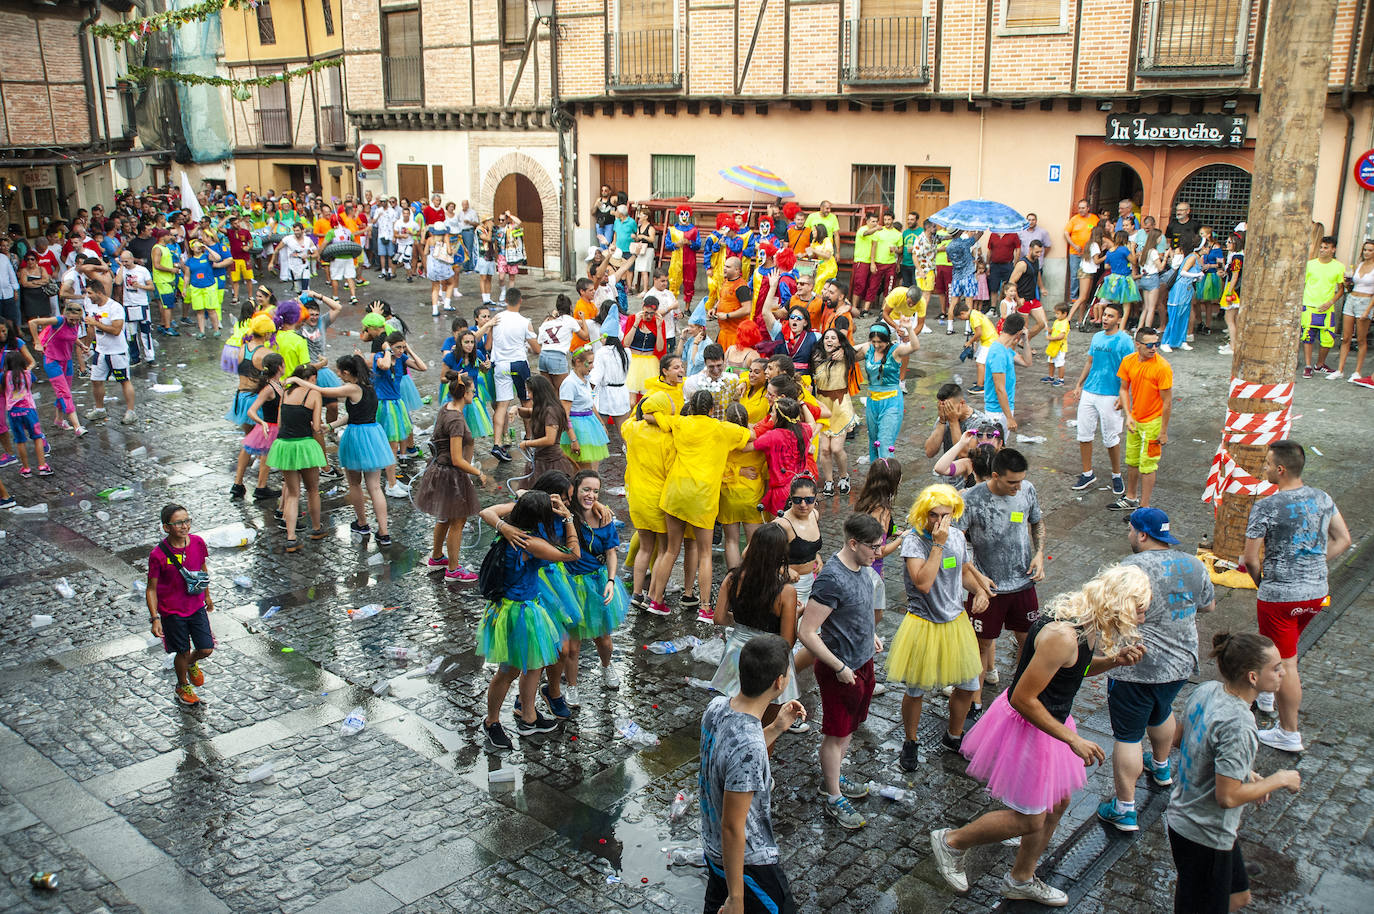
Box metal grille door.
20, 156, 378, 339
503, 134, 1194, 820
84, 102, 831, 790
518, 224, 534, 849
1173, 164, 1250, 235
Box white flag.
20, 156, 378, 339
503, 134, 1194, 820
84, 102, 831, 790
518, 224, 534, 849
180, 171, 204, 223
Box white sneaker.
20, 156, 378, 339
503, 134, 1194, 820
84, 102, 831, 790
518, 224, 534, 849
1001, 874, 1068, 907
87, 407, 107, 420
1326, 371, 1344, 380
1180, 342, 1194, 351
564, 686, 581, 707
385, 482, 410, 498
1218, 345, 1233, 355
984, 668, 1000, 685
121, 409, 137, 425
432, 305, 440, 317
929, 829, 968, 893
1255, 691, 1275, 713
1159, 344, 1172, 353
601, 664, 621, 690
1257, 726, 1303, 753
872, 681, 887, 695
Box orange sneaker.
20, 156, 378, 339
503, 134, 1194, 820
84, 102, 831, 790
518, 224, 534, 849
188, 662, 205, 687
176, 684, 201, 706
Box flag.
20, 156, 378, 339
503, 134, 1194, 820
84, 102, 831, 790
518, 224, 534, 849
180, 171, 204, 223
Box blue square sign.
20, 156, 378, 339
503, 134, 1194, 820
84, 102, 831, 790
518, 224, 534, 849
1048, 165, 1062, 183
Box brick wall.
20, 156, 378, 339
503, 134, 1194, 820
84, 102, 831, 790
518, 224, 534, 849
0, 7, 91, 148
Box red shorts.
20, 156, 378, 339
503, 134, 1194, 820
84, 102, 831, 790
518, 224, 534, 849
1257, 596, 1327, 659
934, 264, 953, 297
815, 657, 875, 737
966, 586, 1040, 639
1017, 299, 1042, 314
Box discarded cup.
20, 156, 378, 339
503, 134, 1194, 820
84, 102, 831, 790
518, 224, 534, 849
685, 677, 716, 690
96, 510, 111, 522
54, 578, 75, 599
367, 553, 385, 566
161, 653, 175, 670
489, 767, 516, 784
78, 500, 92, 512
340, 708, 366, 736
246, 763, 274, 783
669, 790, 693, 822
31, 614, 54, 629
690, 637, 726, 665
129, 446, 147, 457
371, 679, 391, 697
233, 575, 253, 589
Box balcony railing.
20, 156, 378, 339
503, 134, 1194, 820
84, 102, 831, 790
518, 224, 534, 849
1137, 0, 1249, 76
321, 104, 346, 146
606, 28, 683, 91
258, 108, 291, 146
841, 16, 931, 85
384, 55, 423, 106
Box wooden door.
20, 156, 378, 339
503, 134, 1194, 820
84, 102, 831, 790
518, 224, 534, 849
905, 167, 950, 223
494, 173, 545, 268
598, 155, 628, 199
397, 164, 428, 204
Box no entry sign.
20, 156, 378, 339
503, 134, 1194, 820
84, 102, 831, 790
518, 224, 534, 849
357, 143, 383, 171
1355, 150, 1374, 193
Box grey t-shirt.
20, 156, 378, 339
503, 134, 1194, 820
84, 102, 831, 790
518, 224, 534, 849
1245, 486, 1337, 602
1168, 680, 1257, 851
954, 481, 1041, 594
809, 554, 881, 670
901, 528, 970, 624
698, 696, 776, 867
1113, 549, 1213, 684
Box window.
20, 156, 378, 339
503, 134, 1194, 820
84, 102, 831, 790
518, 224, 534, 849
321, 64, 345, 145
256, 0, 276, 45
1000, 0, 1068, 34
851, 165, 896, 214
1173, 164, 1251, 236
651, 155, 694, 198
611, 0, 680, 89
501, 0, 528, 47
383, 10, 423, 106
322, 0, 334, 36
257, 67, 291, 146
843, 0, 930, 84
1139, 0, 1249, 74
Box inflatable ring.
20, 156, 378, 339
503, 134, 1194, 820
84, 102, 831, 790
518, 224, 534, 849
259, 232, 285, 246
319, 240, 364, 263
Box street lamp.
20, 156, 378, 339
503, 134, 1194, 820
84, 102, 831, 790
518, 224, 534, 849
532, 0, 555, 19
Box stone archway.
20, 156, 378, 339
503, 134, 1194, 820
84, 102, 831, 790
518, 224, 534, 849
479, 152, 560, 275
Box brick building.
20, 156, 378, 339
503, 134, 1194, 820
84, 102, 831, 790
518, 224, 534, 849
0, 0, 140, 231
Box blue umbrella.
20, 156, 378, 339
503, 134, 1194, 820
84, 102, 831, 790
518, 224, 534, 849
928, 199, 1028, 233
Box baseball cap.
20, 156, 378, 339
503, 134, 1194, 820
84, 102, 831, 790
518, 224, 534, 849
361, 313, 387, 329
1124, 507, 1180, 545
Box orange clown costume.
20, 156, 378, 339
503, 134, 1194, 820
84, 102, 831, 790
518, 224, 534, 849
663, 205, 701, 304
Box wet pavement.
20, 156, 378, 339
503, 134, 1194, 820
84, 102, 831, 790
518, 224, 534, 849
1, 267, 1371, 913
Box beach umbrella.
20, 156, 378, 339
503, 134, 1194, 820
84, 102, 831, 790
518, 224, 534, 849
927, 199, 1028, 233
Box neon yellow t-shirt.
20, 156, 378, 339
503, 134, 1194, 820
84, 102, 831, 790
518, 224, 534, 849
1303, 258, 1345, 311
872, 227, 904, 265
1045, 318, 1070, 358
970, 309, 998, 347
852, 228, 877, 264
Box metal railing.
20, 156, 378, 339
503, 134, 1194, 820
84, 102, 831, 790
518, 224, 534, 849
1137, 0, 1248, 76
841, 15, 931, 85
384, 55, 423, 106
321, 104, 346, 145
258, 108, 291, 146
606, 28, 683, 91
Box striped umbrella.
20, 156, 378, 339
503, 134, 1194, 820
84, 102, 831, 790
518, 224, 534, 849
718, 165, 796, 199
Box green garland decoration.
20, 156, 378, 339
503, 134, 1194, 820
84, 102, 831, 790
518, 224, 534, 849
91, 0, 255, 45
127, 58, 343, 93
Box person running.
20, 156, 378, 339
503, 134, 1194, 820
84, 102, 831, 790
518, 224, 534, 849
411, 371, 488, 582
1115, 326, 1173, 510
561, 469, 629, 702
147, 504, 216, 707
1168, 632, 1300, 914
305, 354, 396, 543
1072, 301, 1134, 496
930, 564, 1150, 907
700, 635, 805, 914
888, 484, 992, 772
798, 513, 887, 830
1240, 440, 1352, 752
1097, 507, 1215, 833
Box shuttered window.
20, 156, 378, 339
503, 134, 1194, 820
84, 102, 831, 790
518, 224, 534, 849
651, 155, 694, 199
1003, 0, 1065, 31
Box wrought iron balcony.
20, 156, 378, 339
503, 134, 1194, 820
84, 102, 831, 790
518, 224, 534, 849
1137, 0, 1249, 77
384, 55, 423, 106
606, 28, 683, 91
321, 104, 347, 146
258, 108, 291, 146
841, 16, 931, 85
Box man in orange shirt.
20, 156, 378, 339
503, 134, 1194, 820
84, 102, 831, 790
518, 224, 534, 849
1062, 198, 1099, 302
570, 276, 601, 350
1115, 327, 1173, 510
711, 256, 753, 349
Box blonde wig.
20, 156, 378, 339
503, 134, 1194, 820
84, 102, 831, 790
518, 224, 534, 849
1043, 563, 1149, 657
906, 483, 965, 534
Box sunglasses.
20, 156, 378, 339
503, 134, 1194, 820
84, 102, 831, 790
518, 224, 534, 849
791, 495, 817, 505
1140, 341, 1160, 349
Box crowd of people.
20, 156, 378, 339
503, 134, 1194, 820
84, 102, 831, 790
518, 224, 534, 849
0, 181, 1359, 913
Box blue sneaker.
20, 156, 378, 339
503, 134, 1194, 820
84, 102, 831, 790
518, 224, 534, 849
1097, 799, 1138, 832
540, 684, 572, 720
1071, 472, 1096, 491
1143, 751, 1173, 787
1111, 475, 1126, 496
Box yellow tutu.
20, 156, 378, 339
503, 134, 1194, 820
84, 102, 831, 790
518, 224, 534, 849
886, 612, 982, 691
625, 352, 660, 395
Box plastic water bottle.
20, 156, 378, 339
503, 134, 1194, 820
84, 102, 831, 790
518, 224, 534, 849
646, 636, 701, 655
261, 606, 281, 620
664, 846, 707, 867
669, 790, 692, 822
107, 488, 133, 501
613, 717, 659, 748
246, 763, 274, 783
350, 604, 383, 620
685, 677, 715, 690
371, 679, 391, 697
867, 781, 909, 802
54, 578, 75, 599
340, 708, 366, 736
233, 575, 253, 589
384, 646, 414, 661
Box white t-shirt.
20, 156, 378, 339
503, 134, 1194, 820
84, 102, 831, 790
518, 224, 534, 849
120, 265, 152, 310
278, 235, 316, 280
646, 287, 679, 339
491, 309, 534, 363
538, 314, 581, 354
91, 299, 128, 355
375, 208, 398, 241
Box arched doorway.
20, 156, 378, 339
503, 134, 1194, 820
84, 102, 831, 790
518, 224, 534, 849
1172, 164, 1251, 237
1087, 163, 1145, 218
494, 173, 544, 268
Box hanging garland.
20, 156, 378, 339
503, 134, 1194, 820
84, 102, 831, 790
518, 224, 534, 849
127, 58, 343, 99
91, 0, 258, 45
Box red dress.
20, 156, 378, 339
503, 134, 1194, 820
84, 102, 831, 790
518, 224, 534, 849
752, 423, 815, 516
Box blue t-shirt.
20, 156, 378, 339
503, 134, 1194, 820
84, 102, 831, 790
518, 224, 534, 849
185, 255, 216, 288
613, 217, 636, 254
983, 341, 1017, 414
372, 351, 407, 401
1084, 330, 1134, 397
1103, 246, 1132, 276
208, 242, 230, 285
566, 519, 620, 576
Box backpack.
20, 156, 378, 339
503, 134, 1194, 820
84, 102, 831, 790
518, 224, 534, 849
477, 536, 508, 601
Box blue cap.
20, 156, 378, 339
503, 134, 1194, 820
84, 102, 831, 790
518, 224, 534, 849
1125, 507, 1180, 545
688, 301, 708, 327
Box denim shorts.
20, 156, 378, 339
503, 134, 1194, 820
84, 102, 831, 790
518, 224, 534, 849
538, 349, 570, 374
1138, 272, 1161, 291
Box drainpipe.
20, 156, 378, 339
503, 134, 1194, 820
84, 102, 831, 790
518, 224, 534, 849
1332, 0, 1365, 241
77, 3, 104, 149
300, 0, 324, 187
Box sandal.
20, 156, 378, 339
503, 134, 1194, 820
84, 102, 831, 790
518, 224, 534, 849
285, 539, 301, 553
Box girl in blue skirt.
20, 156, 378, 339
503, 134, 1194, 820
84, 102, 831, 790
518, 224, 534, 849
1161, 243, 1202, 353
371, 333, 424, 495
1096, 231, 1141, 325
559, 347, 610, 470
561, 469, 629, 704
441, 327, 494, 438
478, 490, 580, 751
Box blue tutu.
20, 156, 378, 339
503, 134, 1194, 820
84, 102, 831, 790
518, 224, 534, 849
571, 567, 630, 640
478, 598, 565, 672
538, 563, 583, 633
376, 398, 413, 443
317, 366, 344, 390
338, 421, 396, 472
1099, 273, 1141, 304
399, 373, 423, 411
225, 389, 255, 426
560, 410, 610, 463
464, 398, 493, 438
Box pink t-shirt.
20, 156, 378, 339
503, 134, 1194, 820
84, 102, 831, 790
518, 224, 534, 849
148, 535, 209, 617
41, 317, 79, 364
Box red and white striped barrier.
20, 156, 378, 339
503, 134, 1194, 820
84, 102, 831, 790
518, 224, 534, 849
1201, 379, 1293, 508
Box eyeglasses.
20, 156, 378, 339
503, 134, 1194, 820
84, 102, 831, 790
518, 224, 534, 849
168, 518, 192, 527
858, 540, 883, 551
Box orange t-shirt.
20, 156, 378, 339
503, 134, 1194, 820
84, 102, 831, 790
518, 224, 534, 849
1117, 353, 1173, 422
1065, 214, 1098, 252
570, 298, 599, 350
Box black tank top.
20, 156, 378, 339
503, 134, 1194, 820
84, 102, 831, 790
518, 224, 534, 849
346, 386, 378, 425
1015, 256, 1041, 301
278, 401, 313, 439
1008, 619, 1093, 723
236, 344, 261, 379
727, 573, 783, 634
782, 518, 822, 564
260, 384, 281, 424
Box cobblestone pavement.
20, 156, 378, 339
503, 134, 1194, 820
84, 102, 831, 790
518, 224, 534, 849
1, 269, 1370, 913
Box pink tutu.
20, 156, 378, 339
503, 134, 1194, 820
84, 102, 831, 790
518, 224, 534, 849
242, 422, 279, 456
960, 691, 1087, 814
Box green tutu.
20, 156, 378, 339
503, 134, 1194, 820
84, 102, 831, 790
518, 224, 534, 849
478, 598, 565, 672
267, 435, 326, 471
571, 567, 630, 640
538, 564, 583, 633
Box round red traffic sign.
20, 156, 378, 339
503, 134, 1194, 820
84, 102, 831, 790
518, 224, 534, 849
357, 143, 383, 171
1356, 149, 1374, 192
